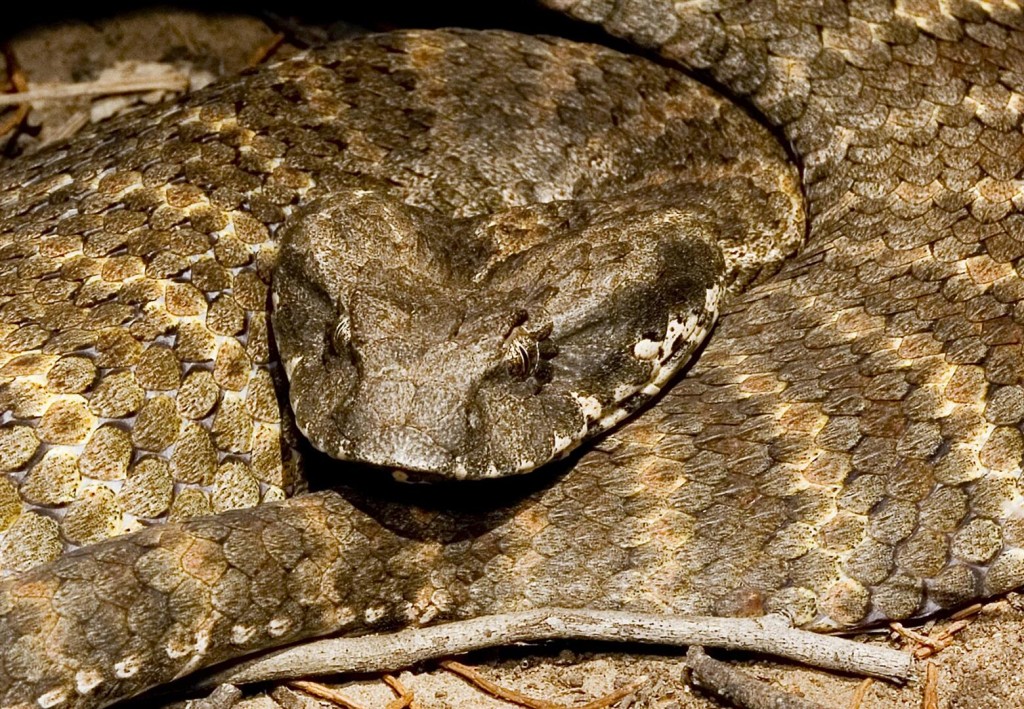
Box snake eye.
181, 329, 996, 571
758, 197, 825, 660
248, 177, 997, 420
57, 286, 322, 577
504, 335, 533, 379
330, 311, 352, 357
502, 317, 556, 381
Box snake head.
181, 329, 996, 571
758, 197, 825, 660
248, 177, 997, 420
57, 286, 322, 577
272, 191, 724, 480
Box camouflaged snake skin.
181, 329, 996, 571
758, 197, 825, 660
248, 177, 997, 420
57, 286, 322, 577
0, 28, 803, 707
4, 0, 1024, 706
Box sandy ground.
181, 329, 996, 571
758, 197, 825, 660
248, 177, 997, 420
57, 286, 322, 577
3, 8, 1024, 709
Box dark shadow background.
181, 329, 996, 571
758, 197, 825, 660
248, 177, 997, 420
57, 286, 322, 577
1, 2, 606, 45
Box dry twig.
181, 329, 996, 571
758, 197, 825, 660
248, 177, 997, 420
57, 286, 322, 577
0, 46, 29, 138
383, 674, 415, 709
891, 612, 977, 660
921, 662, 938, 709
440, 660, 642, 709
289, 680, 368, 709
195, 608, 912, 692
890, 623, 940, 650
949, 603, 983, 621
686, 647, 827, 709
848, 678, 873, 709
185, 684, 243, 709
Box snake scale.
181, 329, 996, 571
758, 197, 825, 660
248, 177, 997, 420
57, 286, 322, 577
3, 0, 1024, 707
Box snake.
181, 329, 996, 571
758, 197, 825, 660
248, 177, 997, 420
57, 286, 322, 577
2, 1, 1024, 707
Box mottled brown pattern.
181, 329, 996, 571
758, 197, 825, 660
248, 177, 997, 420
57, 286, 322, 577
544, 0, 1024, 623
0, 28, 806, 708
3, 1, 1024, 707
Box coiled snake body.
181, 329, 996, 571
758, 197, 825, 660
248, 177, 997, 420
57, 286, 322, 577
3, 1, 1024, 707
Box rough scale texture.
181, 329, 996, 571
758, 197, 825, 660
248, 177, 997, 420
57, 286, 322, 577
547, 0, 1024, 625
0, 29, 804, 708
273, 191, 731, 480
0, 29, 799, 568
4, 0, 1024, 707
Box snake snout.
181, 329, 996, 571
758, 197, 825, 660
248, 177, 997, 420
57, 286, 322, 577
353, 425, 458, 475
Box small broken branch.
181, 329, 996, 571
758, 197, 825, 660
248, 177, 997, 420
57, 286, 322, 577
686, 646, 827, 709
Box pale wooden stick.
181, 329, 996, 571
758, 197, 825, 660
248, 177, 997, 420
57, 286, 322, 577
0, 75, 189, 106
194, 608, 912, 691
